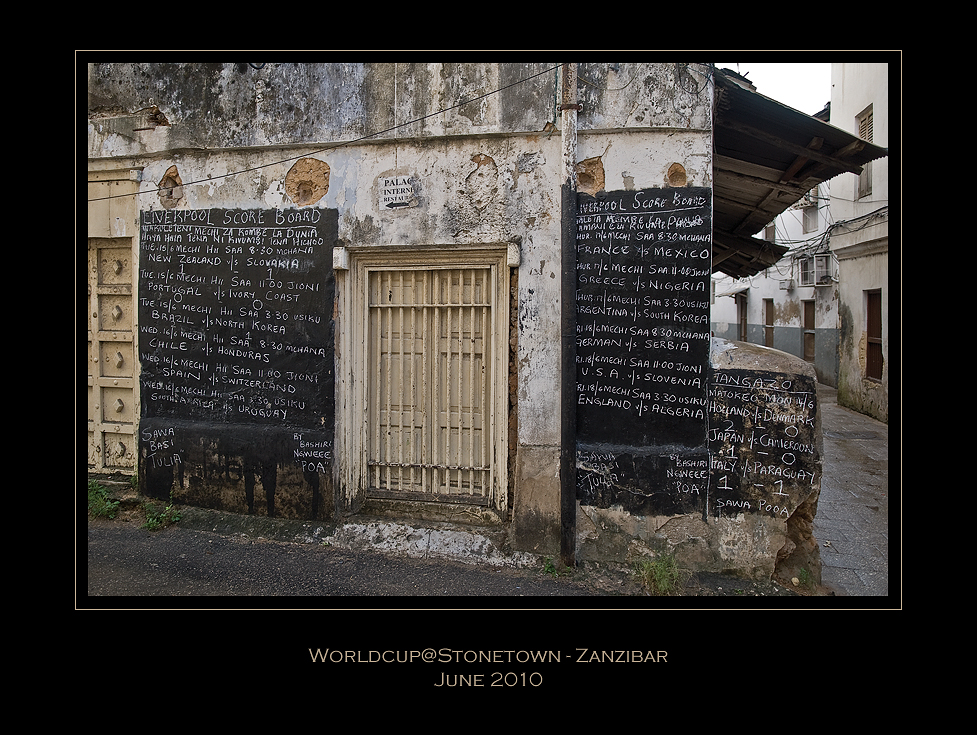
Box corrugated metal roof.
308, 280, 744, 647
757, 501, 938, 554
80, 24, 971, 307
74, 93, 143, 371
711, 66, 888, 278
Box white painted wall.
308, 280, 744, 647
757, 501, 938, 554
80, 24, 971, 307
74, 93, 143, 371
828, 63, 889, 223
89, 62, 719, 553
828, 63, 890, 421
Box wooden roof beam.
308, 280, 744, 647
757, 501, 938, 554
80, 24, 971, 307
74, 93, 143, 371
780, 137, 823, 183
721, 120, 864, 176
714, 167, 810, 199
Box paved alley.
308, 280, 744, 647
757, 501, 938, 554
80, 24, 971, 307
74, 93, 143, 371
814, 384, 891, 598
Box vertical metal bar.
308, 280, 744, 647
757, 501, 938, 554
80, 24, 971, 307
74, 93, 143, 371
560, 61, 579, 567
373, 270, 381, 489
485, 265, 493, 501
478, 269, 487, 496
370, 271, 380, 490
397, 269, 405, 492
447, 271, 456, 493
456, 271, 461, 493
467, 269, 476, 495
408, 270, 417, 491
433, 270, 442, 492
383, 271, 393, 491
455, 270, 463, 493
421, 270, 429, 494
456, 270, 463, 493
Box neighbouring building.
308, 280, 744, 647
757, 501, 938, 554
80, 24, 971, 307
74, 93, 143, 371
828, 63, 889, 422
85, 61, 888, 580
710, 62, 890, 422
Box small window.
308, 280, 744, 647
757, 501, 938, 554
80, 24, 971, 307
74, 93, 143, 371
799, 257, 814, 286
858, 105, 874, 142
803, 204, 818, 234
814, 255, 833, 285
856, 105, 873, 198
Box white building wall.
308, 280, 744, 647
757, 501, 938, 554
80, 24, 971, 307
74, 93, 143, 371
828, 63, 889, 222
711, 61, 890, 394
710, 174, 840, 385
827, 62, 889, 421
88, 61, 721, 554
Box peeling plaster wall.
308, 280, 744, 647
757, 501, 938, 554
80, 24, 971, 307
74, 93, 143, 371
577, 130, 713, 195
835, 237, 888, 422
88, 62, 572, 550
91, 62, 813, 574
710, 272, 841, 386
575, 62, 712, 131
575, 340, 824, 583
87, 62, 558, 157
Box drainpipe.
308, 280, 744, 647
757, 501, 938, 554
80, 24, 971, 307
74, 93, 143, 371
559, 63, 579, 568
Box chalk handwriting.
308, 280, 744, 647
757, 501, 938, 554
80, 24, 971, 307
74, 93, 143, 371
138, 209, 334, 446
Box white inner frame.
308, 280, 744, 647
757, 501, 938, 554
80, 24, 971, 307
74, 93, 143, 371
335, 245, 510, 512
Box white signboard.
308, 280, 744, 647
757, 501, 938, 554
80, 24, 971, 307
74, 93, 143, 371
380, 176, 416, 209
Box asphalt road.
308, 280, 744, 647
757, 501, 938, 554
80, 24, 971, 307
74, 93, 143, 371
85, 520, 608, 600
83, 385, 889, 605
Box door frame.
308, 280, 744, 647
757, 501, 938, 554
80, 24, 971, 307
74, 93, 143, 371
802, 299, 816, 362
335, 244, 511, 513
87, 169, 142, 471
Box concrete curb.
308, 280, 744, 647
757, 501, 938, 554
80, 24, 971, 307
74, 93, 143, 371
165, 504, 544, 570
322, 521, 541, 568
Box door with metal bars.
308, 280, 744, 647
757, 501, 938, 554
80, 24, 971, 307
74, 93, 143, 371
366, 266, 495, 505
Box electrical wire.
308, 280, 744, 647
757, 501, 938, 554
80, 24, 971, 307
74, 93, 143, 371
768, 196, 888, 256
88, 63, 562, 203
715, 201, 889, 288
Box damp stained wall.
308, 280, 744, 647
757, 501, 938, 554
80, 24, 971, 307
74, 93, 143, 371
711, 270, 841, 387
826, 63, 889, 423
85, 62, 823, 576
89, 63, 573, 536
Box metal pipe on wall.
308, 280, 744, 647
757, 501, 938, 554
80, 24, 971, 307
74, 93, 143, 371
559, 63, 579, 568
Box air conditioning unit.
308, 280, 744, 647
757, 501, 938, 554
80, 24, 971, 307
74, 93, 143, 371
797, 254, 834, 287
779, 279, 794, 290
814, 254, 834, 286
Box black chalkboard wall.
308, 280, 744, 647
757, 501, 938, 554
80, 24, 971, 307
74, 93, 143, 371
137, 208, 337, 519
708, 369, 818, 520
575, 189, 712, 516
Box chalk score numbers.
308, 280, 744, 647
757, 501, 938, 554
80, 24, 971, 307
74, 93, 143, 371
709, 371, 819, 519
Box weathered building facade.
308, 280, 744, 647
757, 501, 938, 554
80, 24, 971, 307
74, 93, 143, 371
711, 177, 844, 389
86, 62, 886, 580
710, 62, 889, 422
827, 63, 889, 423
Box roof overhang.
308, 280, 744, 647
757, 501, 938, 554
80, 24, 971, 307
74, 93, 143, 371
711, 66, 888, 279
715, 285, 750, 298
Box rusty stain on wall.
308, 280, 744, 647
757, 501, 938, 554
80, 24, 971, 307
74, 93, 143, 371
466, 153, 498, 211
133, 105, 171, 131
666, 162, 687, 187
514, 151, 544, 188
285, 157, 330, 206
576, 156, 605, 196
158, 165, 183, 209
776, 298, 801, 324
